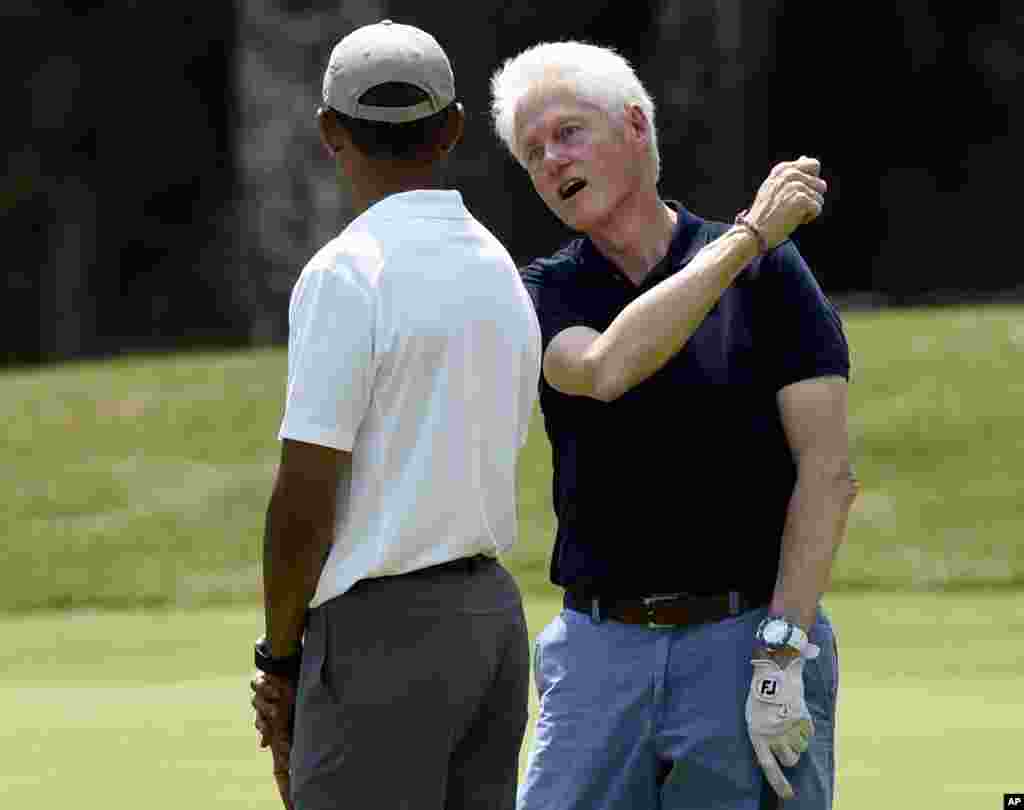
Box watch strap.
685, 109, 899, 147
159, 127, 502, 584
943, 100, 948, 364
756, 616, 821, 659
254, 636, 303, 682
785, 624, 821, 659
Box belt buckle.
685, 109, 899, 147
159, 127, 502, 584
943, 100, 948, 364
642, 592, 687, 629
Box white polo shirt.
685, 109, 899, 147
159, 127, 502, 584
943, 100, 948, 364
279, 190, 541, 607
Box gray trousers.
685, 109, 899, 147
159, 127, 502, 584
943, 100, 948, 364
291, 556, 529, 810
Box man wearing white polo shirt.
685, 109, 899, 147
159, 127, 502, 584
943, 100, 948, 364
249, 20, 541, 810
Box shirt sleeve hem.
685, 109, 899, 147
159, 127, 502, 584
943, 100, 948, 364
277, 423, 356, 452
773, 365, 851, 392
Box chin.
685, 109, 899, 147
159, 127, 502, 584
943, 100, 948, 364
554, 210, 581, 231
544, 200, 579, 230
561, 203, 606, 234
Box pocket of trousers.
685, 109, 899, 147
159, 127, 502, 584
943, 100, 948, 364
831, 631, 839, 708
533, 615, 565, 698
805, 615, 838, 721
317, 606, 338, 703
532, 634, 546, 697
820, 621, 839, 716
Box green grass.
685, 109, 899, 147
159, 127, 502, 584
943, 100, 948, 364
1, 592, 1021, 808
839, 305, 1024, 588
2, 303, 1023, 612
2, 349, 283, 611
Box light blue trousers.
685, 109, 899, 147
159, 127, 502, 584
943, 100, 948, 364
518, 604, 838, 810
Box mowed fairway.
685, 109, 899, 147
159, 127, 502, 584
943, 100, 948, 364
2, 592, 1021, 809
4, 303, 1023, 807
4, 304, 1024, 614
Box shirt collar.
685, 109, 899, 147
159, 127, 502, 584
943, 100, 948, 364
360, 189, 469, 222
578, 200, 703, 281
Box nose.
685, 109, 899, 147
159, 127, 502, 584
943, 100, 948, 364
543, 141, 571, 172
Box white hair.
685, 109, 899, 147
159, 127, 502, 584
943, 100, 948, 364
490, 41, 660, 181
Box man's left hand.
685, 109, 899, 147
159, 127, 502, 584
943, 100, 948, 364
745, 654, 816, 800
251, 672, 297, 810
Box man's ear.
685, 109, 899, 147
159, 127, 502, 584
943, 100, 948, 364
439, 102, 466, 155
624, 103, 650, 146
317, 108, 339, 159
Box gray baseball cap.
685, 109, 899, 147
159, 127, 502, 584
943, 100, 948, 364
322, 20, 456, 124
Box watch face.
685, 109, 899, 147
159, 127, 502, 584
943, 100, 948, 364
762, 620, 789, 645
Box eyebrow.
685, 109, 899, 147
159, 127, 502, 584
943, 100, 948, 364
521, 113, 580, 153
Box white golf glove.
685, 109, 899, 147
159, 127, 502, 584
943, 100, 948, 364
745, 650, 817, 801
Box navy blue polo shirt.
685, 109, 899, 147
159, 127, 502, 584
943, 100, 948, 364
520, 203, 850, 605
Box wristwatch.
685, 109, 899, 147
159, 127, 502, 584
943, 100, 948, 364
754, 616, 820, 658
254, 635, 303, 683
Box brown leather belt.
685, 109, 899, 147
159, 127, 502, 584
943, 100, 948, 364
564, 590, 756, 629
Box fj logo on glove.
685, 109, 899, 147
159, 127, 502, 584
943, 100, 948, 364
758, 677, 779, 698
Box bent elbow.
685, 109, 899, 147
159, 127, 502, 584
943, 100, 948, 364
591, 378, 624, 403
582, 351, 624, 403
589, 368, 627, 403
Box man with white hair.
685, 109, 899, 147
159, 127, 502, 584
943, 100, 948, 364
491, 42, 857, 810
250, 20, 541, 810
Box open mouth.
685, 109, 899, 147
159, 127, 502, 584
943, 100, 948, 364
558, 179, 587, 201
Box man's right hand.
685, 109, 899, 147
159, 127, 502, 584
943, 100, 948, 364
745, 156, 827, 250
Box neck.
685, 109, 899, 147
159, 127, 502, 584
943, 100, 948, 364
344, 159, 446, 216
588, 187, 678, 284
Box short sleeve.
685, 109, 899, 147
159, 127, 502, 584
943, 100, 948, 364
517, 281, 543, 449
278, 262, 376, 451
761, 241, 851, 392
520, 262, 588, 352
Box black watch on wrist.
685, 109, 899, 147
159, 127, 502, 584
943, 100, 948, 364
254, 636, 303, 683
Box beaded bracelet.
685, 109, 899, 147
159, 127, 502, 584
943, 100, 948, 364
734, 209, 769, 254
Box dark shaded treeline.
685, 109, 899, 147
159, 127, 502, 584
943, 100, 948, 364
4, 1, 1020, 365
4, 1, 239, 365
401, 0, 1021, 300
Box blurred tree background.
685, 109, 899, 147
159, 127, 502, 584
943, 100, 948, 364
4, 0, 1022, 366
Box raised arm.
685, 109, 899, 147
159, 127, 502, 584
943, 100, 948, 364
544, 157, 826, 402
